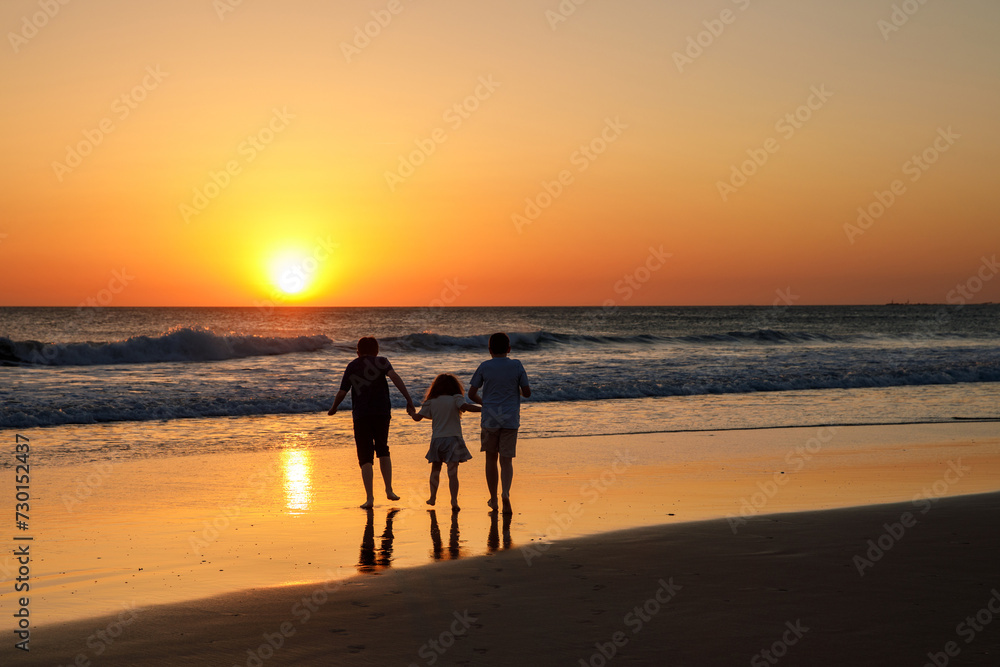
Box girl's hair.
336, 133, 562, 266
424, 373, 464, 400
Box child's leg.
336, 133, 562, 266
427, 462, 442, 505
373, 416, 398, 500
485, 451, 499, 510
354, 418, 376, 509
447, 462, 460, 510
500, 457, 514, 514
360, 462, 375, 509
378, 456, 399, 501
498, 431, 517, 515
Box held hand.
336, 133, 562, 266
406, 402, 416, 416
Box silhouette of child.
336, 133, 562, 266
411, 373, 480, 511
328, 337, 416, 509
469, 332, 531, 515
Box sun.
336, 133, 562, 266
269, 249, 316, 297
259, 234, 340, 303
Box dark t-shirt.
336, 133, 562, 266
339, 355, 394, 417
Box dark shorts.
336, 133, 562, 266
353, 414, 391, 466
481, 428, 518, 458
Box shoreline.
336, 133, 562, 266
6, 379, 1000, 442
5, 409, 1000, 440
12, 491, 1000, 665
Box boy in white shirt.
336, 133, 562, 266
469, 333, 531, 515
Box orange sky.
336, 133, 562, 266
1, 0, 998, 306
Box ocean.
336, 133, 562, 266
2, 305, 998, 466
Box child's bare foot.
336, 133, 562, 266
487, 498, 498, 510
452, 505, 461, 512
360, 499, 374, 509
426, 497, 436, 506
502, 497, 512, 515
386, 490, 400, 501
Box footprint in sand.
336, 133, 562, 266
330, 628, 347, 634
570, 563, 583, 569
474, 648, 489, 654
592, 584, 606, 591
368, 611, 385, 619
348, 645, 365, 653
351, 601, 369, 608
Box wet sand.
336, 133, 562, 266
11, 491, 1000, 665
2, 422, 999, 664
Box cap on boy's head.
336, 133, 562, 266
488, 332, 510, 355
357, 337, 379, 356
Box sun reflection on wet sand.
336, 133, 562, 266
281, 447, 313, 514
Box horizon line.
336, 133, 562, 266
2, 303, 996, 309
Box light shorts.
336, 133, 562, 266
426, 436, 473, 464
480, 428, 518, 458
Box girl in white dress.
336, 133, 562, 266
411, 373, 481, 511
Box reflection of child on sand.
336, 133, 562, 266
411, 373, 480, 511
357, 508, 399, 573
427, 509, 463, 560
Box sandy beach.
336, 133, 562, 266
2, 420, 999, 664
11, 493, 1000, 665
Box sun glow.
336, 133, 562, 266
263, 242, 335, 301
270, 251, 312, 295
